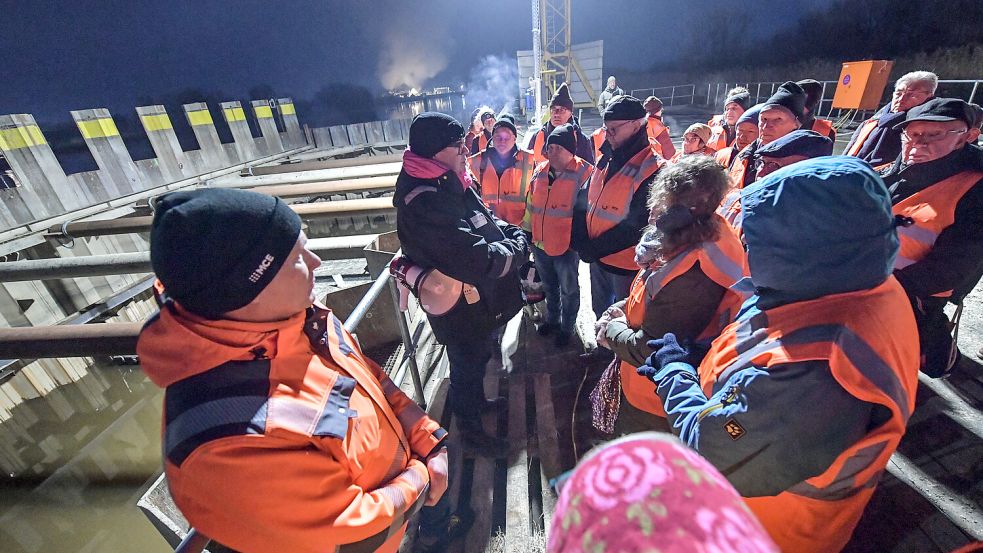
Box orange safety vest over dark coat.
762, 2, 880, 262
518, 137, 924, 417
586, 145, 665, 270
620, 217, 749, 416
893, 170, 983, 298
846, 117, 878, 157
591, 127, 606, 162
809, 117, 835, 139
469, 149, 534, 227
646, 118, 669, 157
138, 294, 446, 553
715, 145, 737, 169
707, 115, 732, 151
697, 278, 919, 553
523, 157, 594, 256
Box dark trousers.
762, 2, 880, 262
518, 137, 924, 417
913, 295, 957, 377
533, 246, 581, 334
444, 335, 493, 422
589, 263, 636, 317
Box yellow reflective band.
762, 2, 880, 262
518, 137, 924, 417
187, 110, 213, 126
254, 105, 273, 119
77, 118, 120, 139
280, 103, 296, 115
223, 107, 246, 122
141, 113, 173, 132
0, 125, 47, 151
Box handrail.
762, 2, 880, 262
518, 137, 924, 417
176, 251, 429, 553
628, 84, 697, 106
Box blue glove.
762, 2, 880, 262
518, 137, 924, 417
636, 333, 690, 381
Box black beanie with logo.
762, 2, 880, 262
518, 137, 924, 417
150, 188, 302, 319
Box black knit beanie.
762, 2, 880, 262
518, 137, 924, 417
796, 79, 824, 111
409, 112, 465, 158
724, 90, 751, 111
546, 123, 578, 156
493, 114, 518, 136
150, 188, 302, 319
763, 81, 807, 122
550, 83, 574, 111
603, 95, 647, 121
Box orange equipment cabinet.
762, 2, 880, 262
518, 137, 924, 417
832, 60, 895, 110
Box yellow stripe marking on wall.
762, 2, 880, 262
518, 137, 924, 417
223, 107, 246, 122
187, 110, 214, 126
77, 118, 120, 139
254, 105, 273, 119
141, 114, 173, 132
280, 103, 296, 115
0, 125, 47, 151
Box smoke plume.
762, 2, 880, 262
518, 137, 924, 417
378, 26, 451, 91
465, 55, 520, 117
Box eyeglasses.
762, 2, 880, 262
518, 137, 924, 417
754, 159, 784, 174
893, 87, 932, 99
901, 128, 968, 144
602, 120, 635, 134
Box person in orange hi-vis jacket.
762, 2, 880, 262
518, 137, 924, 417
137, 188, 464, 553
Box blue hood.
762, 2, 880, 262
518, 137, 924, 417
741, 156, 898, 306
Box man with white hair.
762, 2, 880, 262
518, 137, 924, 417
846, 71, 938, 166
597, 76, 625, 114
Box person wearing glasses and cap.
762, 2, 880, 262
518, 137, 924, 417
394, 112, 528, 455
846, 71, 938, 166
573, 96, 666, 319
881, 97, 983, 378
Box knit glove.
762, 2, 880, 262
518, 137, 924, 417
636, 333, 689, 380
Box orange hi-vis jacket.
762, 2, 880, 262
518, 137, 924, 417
586, 145, 665, 270
620, 217, 749, 416
697, 278, 919, 553
846, 117, 879, 157
523, 157, 594, 255
138, 294, 446, 553
529, 128, 548, 166
707, 115, 731, 151
646, 118, 669, 157
715, 145, 737, 169
810, 117, 835, 139
469, 148, 535, 226
591, 127, 606, 162
893, 170, 983, 297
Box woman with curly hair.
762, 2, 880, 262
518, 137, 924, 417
592, 156, 748, 435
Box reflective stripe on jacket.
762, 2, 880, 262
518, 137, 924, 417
524, 157, 593, 255
470, 149, 534, 226
620, 216, 749, 416
846, 117, 878, 157
586, 145, 665, 270
893, 170, 983, 297
697, 278, 918, 553
140, 299, 445, 553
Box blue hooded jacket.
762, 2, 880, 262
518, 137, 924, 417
647, 156, 901, 497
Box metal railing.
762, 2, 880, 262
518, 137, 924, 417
175, 251, 429, 553
629, 84, 698, 106
707, 79, 983, 120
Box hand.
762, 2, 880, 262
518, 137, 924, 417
602, 304, 625, 320
424, 447, 448, 506
645, 333, 690, 372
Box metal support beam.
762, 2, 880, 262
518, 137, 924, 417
0, 235, 378, 281
0, 322, 142, 358
46, 198, 395, 239
245, 153, 401, 176
209, 162, 402, 188
250, 176, 395, 199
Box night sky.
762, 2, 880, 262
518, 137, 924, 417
1, 0, 831, 124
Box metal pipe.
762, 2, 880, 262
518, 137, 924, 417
47, 198, 395, 239
0, 236, 378, 282
246, 154, 402, 176
389, 278, 426, 406
0, 322, 142, 358
210, 162, 403, 189
250, 176, 395, 198
343, 267, 392, 332
0, 252, 151, 281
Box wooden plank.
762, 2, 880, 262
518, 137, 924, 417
464, 374, 500, 553
504, 375, 530, 551
533, 373, 561, 526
